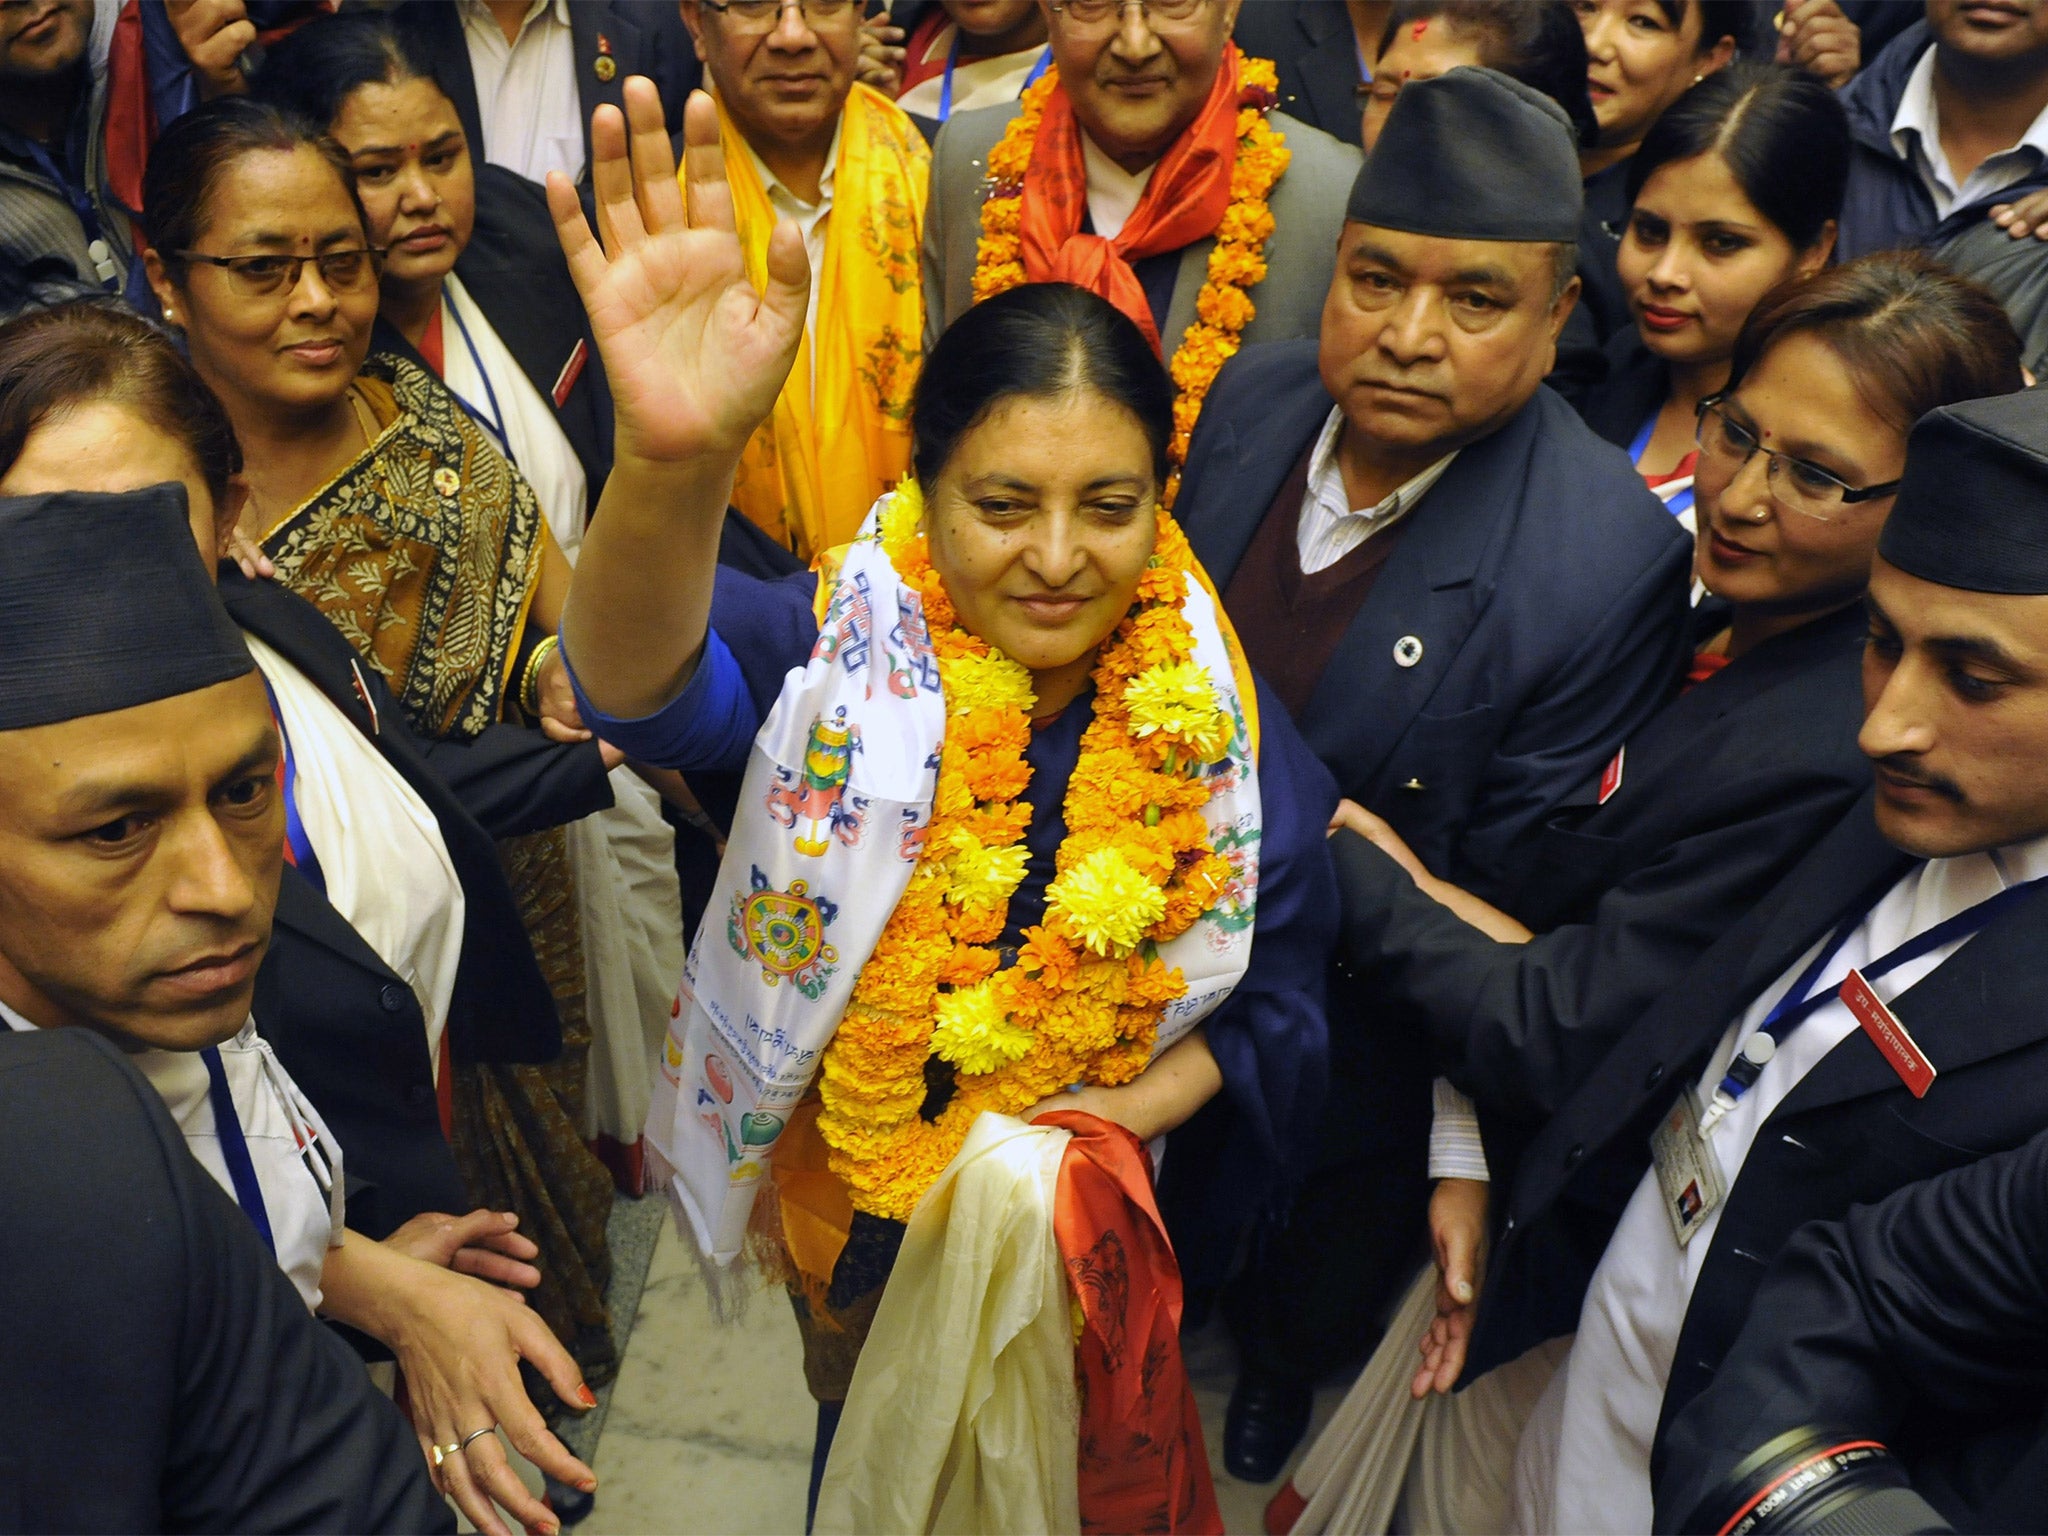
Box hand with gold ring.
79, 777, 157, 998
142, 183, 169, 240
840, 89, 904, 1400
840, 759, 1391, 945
429, 1439, 464, 1470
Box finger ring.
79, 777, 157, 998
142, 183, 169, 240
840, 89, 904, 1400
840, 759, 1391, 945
430, 1440, 463, 1468
459, 1426, 497, 1453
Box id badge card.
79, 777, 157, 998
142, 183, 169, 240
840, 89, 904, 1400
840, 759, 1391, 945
1650, 1090, 1728, 1247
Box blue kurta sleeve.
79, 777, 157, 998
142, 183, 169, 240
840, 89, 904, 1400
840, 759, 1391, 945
564, 566, 819, 773
1165, 678, 1339, 1276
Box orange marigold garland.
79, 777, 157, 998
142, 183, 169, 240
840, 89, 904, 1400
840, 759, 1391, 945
972, 58, 1290, 504
813, 481, 1238, 1220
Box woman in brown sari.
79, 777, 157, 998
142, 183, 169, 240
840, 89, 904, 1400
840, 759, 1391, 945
140, 97, 618, 1386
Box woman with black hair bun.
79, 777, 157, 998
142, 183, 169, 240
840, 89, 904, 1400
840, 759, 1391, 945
1579, 62, 1849, 530
552, 83, 1340, 1530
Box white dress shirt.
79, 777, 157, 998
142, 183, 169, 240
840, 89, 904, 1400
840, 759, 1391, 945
0, 1000, 345, 1310
459, 0, 585, 185
1296, 405, 1457, 574
1081, 131, 1155, 241
1890, 45, 2048, 219
739, 119, 840, 396
1510, 831, 2048, 1534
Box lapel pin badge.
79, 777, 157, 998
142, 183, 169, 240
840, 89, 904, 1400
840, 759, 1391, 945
595, 32, 616, 80
1393, 635, 1424, 668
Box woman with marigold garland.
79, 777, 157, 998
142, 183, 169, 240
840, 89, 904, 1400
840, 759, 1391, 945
549, 82, 1339, 1526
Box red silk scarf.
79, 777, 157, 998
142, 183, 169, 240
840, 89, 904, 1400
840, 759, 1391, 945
1017, 47, 1245, 355
1040, 1109, 1224, 1535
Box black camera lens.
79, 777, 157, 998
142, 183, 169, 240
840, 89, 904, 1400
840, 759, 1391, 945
1682, 1427, 1953, 1535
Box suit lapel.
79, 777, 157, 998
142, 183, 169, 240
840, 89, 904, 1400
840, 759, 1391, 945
1296, 402, 1535, 787
1161, 238, 1215, 362
570, 4, 629, 159
1297, 35, 1364, 141
219, 572, 381, 742
271, 862, 394, 979
1781, 872, 2048, 1116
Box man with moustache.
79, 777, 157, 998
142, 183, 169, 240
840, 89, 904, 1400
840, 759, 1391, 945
679, 0, 929, 561
1333, 389, 2048, 1530
921, 0, 1360, 447
0, 0, 145, 315
1167, 68, 1691, 1480
0, 486, 603, 1536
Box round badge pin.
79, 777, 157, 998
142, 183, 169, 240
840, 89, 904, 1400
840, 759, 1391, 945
595, 55, 617, 82
1393, 635, 1424, 668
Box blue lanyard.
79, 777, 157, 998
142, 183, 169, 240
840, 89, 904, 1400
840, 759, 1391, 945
937, 35, 1052, 120
202, 1045, 276, 1255
444, 291, 515, 466
1709, 872, 2048, 1114
259, 674, 325, 895
20, 137, 123, 289
1631, 408, 1695, 520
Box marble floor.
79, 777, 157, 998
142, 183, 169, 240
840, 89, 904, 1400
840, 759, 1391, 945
581, 1213, 1347, 1536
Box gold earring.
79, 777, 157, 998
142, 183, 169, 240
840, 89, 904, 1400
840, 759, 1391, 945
1692, 73, 1704, 84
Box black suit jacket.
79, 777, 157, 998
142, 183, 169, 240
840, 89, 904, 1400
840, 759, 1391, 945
1655, 1125, 2048, 1533
1464, 795, 2048, 1473
391, 0, 698, 187
1179, 339, 1693, 903
449, 164, 615, 497
1334, 602, 1873, 1145
1234, 1, 1362, 147
1578, 327, 1672, 451
0, 1029, 449, 1533
223, 571, 613, 1233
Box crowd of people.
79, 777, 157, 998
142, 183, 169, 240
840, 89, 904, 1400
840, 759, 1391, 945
4, 1, 2048, 1533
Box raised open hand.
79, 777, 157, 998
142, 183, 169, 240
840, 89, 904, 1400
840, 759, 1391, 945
546, 81, 808, 474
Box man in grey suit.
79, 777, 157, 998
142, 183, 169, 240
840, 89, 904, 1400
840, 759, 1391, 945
920, 0, 1360, 386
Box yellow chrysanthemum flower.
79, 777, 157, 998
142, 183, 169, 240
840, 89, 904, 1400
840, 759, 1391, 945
877, 476, 924, 552
932, 982, 1033, 1075
943, 650, 1036, 715
944, 828, 1029, 909
1047, 847, 1168, 956
1124, 661, 1232, 763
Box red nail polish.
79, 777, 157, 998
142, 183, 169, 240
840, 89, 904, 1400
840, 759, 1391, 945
577, 1384, 598, 1408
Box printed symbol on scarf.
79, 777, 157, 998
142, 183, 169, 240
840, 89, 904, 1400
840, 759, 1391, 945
726, 866, 841, 997
728, 1161, 763, 1184
813, 569, 874, 677
1393, 635, 1424, 668
665, 1035, 684, 1069
740, 1111, 785, 1147
887, 589, 942, 698
1206, 821, 1262, 936
704, 1053, 734, 1102
699, 1107, 740, 1164
898, 805, 929, 863
670, 994, 682, 1020
766, 707, 867, 855
432, 466, 462, 498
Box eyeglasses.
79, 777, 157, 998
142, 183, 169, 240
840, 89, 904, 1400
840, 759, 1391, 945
698, 0, 857, 30
1050, 0, 1211, 29
177, 248, 382, 299
1694, 396, 1902, 523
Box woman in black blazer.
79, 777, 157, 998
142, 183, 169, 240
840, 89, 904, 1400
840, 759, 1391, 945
1577, 65, 1845, 529
1267, 253, 2025, 1535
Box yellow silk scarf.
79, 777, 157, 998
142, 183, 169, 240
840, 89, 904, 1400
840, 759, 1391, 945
710, 86, 929, 563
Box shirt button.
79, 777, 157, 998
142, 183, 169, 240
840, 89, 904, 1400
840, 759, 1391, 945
1564, 1142, 1585, 1169
1644, 1064, 1665, 1090
379, 983, 410, 1014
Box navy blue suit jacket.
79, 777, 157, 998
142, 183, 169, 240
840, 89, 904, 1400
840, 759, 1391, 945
1178, 340, 1692, 905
